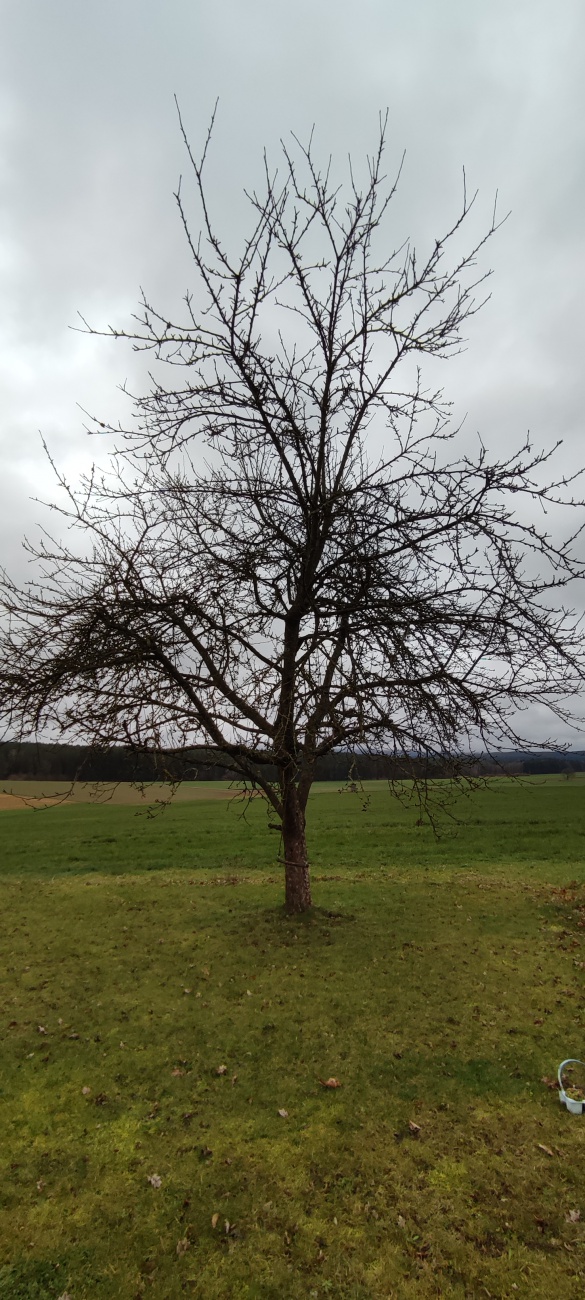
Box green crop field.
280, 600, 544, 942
1, 776, 585, 1298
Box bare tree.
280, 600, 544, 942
1, 111, 584, 911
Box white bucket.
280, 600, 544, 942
558, 1059, 585, 1114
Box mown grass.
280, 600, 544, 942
1, 777, 585, 1298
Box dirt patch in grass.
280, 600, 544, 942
1, 780, 250, 806
0, 792, 72, 810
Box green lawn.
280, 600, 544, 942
1, 777, 585, 1298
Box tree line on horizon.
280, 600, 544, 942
1, 740, 583, 785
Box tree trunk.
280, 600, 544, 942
281, 774, 312, 913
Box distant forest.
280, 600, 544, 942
1, 741, 584, 784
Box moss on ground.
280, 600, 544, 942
1, 778, 585, 1297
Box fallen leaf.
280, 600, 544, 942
200, 1146, 213, 1160
224, 1219, 231, 1234
215, 1064, 227, 1076
57, 1293, 73, 1300
211, 1212, 220, 1229
176, 1237, 190, 1256
37, 1025, 47, 1035
202, 966, 210, 977
171, 1068, 185, 1077
397, 1214, 406, 1228
94, 1092, 108, 1106
81, 1086, 91, 1096
567, 1209, 581, 1223
277, 1108, 289, 1118
319, 1077, 342, 1089
408, 1120, 421, 1135
246, 989, 252, 996
537, 1144, 554, 1157
36, 1179, 45, 1191
147, 1173, 162, 1188
231, 1074, 238, 1086
541, 1076, 560, 1090
534, 1018, 544, 1025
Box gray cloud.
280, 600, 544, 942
1, 0, 584, 741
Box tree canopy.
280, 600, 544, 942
1, 112, 584, 909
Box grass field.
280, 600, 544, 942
1, 776, 585, 1298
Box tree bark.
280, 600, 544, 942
280, 774, 312, 913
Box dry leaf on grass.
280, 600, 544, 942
408, 1120, 421, 1135
215, 1064, 227, 1076
566, 1209, 581, 1223
397, 1214, 406, 1228
319, 1077, 341, 1089
171, 1067, 185, 1077
81, 1086, 91, 1096
541, 1076, 559, 1090
37, 1025, 47, 1035
147, 1173, 162, 1188
176, 1237, 190, 1256
277, 1108, 289, 1118
211, 1213, 220, 1229
537, 1144, 554, 1157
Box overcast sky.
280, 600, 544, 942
1, 0, 584, 744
